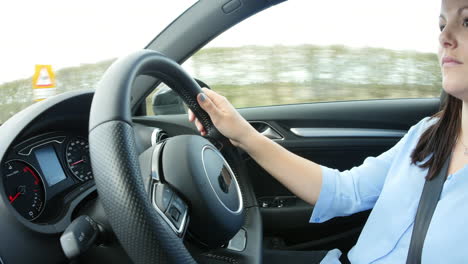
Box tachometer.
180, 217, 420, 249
3, 160, 45, 221
66, 137, 93, 182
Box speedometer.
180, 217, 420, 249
66, 137, 93, 182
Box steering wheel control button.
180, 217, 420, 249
172, 196, 186, 212
151, 182, 188, 236
165, 196, 188, 229
153, 183, 173, 212
169, 207, 181, 222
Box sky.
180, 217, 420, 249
0, 0, 441, 85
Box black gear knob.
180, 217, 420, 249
60, 215, 100, 259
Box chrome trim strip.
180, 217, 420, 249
151, 128, 162, 146
290, 128, 406, 138
249, 121, 284, 140
201, 145, 243, 215
151, 183, 188, 236
261, 127, 283, 140
18, 136, 66, 156
151, 142, 165, 182
227, 228, 247, 252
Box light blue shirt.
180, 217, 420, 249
310, 117, 468, 263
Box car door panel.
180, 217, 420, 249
238, 98, 439, 250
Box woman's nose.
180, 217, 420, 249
439, 25, 457, 49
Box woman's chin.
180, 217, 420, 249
442, 81, 468, 101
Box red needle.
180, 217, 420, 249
23, 166, 40, 185
71, 159, 84, 166
9, 192, 21, 204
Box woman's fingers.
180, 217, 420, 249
188, 109, 195, 122
188, 104, 207, 135
196, 92, 222, 121
194, 118, 206, 135
190, 115, 206, 136
189, 88, 232, 137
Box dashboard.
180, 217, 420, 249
0, 91, 101, 240
0, 90, 175, 263
2, 132, 94, 223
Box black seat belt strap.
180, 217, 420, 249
406, 156, 451, 264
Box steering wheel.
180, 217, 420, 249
88, 50, 262, 264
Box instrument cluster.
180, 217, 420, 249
1, 132, 94, 223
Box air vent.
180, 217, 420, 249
151, 128, 169, 146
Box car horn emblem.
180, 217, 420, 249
218, 166, 232, 193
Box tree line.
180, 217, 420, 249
0, 45, 441, 123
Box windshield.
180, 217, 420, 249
0, 1, 197, 124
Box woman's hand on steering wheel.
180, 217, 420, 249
188, 88, 258, 148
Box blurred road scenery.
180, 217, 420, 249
0, 45, 441, 123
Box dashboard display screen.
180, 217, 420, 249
34, 145, 67, 186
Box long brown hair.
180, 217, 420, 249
411, 93, 462, 180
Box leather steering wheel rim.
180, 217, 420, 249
89, 50, 201, 263
88, 50, 260, 264
89, 50, 224, 140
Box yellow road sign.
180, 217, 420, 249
32, 65, 56, 89
32, 65, 57, 101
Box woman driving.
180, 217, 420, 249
189, 0, 468, 263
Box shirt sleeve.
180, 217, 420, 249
309, 118, 429, 223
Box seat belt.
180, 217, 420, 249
406, 155, 451, 264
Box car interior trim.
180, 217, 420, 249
151, 142, 165, 182
150, 128, 160, 147
227, 228, 247, 252
261, 127, 283, 140
18, 136, 66, 156
249, 121, 284, 140
150, 128, 169, 147
290, 128, 407, 138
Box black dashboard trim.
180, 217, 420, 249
18, 136, 66, 156
0, 90, 95, 234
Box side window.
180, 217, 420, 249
148, 0, 441, 114
146, 83, 187, 116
